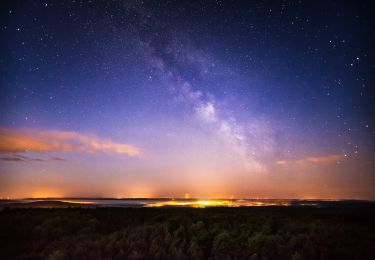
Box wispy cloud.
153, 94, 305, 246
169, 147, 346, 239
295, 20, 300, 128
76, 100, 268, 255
0, 154, 44, 162
277, 154, 346, 166
0, 153, 67, 162
50, 157, 66, 161
303, 155, 346, 165
0, 128, 140, 156
0, 155, 25, 162
276, 160, 288, 165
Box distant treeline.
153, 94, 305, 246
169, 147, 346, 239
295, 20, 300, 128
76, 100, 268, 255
0, 206, 374, 259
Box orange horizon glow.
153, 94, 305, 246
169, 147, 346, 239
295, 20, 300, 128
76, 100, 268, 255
2, 192, 369, 201
1, 181, 374, 201
1, 127, 374, 200
144, 199, 291, 208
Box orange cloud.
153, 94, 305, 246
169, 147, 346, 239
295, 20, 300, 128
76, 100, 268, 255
277, 154, 345, 166
305, 155, 345, 165
0, 127, 140, 156
276, 160, 287, 165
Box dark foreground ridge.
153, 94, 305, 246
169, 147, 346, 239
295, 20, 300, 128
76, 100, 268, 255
1, 206, 375, 259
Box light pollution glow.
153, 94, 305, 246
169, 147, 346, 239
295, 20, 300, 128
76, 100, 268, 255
144, 200, 291, 208
1, 123, 368, 200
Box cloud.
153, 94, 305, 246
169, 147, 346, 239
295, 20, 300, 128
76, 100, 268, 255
50, 157, 66, 161
277, 154, 345, 166
276, 160, 287, 165
0, 127, 140, 156
0, 156, 24, 162
304, 155, 346, 165
0, 154, 42, 162
0, 154, 67, 162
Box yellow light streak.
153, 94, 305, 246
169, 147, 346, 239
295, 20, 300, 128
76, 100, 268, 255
144, 200, 290, 208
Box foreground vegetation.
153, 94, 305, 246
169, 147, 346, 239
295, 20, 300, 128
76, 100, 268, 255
0, 206, 374, 259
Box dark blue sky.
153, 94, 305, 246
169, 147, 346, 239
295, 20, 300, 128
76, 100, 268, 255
0, 0, 374, 199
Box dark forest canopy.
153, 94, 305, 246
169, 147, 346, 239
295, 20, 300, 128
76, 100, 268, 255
1, 206, 375, 259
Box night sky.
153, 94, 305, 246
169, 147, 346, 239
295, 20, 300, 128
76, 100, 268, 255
1, 0, 374, 199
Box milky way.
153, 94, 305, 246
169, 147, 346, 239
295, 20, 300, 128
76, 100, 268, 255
0, 1, 374, 199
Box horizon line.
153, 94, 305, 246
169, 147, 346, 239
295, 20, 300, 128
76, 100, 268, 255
1, 197, 374, 202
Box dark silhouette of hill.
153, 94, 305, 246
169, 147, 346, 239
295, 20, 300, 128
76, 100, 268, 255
0, 200, 94, 209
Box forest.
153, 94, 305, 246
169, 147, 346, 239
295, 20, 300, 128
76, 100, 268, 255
0, 205, 374, 259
